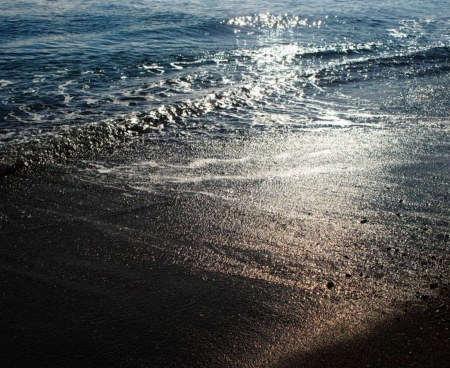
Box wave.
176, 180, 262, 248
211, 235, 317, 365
1, 38, 449, 172
310, 45, 450, 87
0, 85, 262, 173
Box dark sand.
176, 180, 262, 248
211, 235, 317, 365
1, 124, 449, 367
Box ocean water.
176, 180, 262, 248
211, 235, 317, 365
0, 0, 449, 149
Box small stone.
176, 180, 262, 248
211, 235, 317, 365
360, 218, 368, 224
326, 281, 334, 289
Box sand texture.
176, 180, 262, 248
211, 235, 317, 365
1, 125, 449, 367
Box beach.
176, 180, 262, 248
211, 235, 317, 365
1, 1, 450, 365
1, 123, 449, 367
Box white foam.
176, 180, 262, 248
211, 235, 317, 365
85, 98, 98, 105
168, 157, 251, 169
170, 63, 183, 70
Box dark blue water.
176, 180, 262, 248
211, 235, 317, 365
1, 0, 449, 147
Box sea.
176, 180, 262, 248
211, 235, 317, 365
1, 0, 449, 153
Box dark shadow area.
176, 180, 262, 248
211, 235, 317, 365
1, 259, 280, 367
278, 298, 450, 368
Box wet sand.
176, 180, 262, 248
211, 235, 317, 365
1, 124, 449, 367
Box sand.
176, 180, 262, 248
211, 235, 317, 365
1, 124, 449, 367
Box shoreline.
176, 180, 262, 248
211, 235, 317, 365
1, 125, 449, 367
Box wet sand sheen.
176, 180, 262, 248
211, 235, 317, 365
0, 125, 449, 367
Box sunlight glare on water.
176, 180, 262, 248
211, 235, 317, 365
0, 0, 449, 150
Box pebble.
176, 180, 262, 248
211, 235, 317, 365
326, 281, 334, 289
